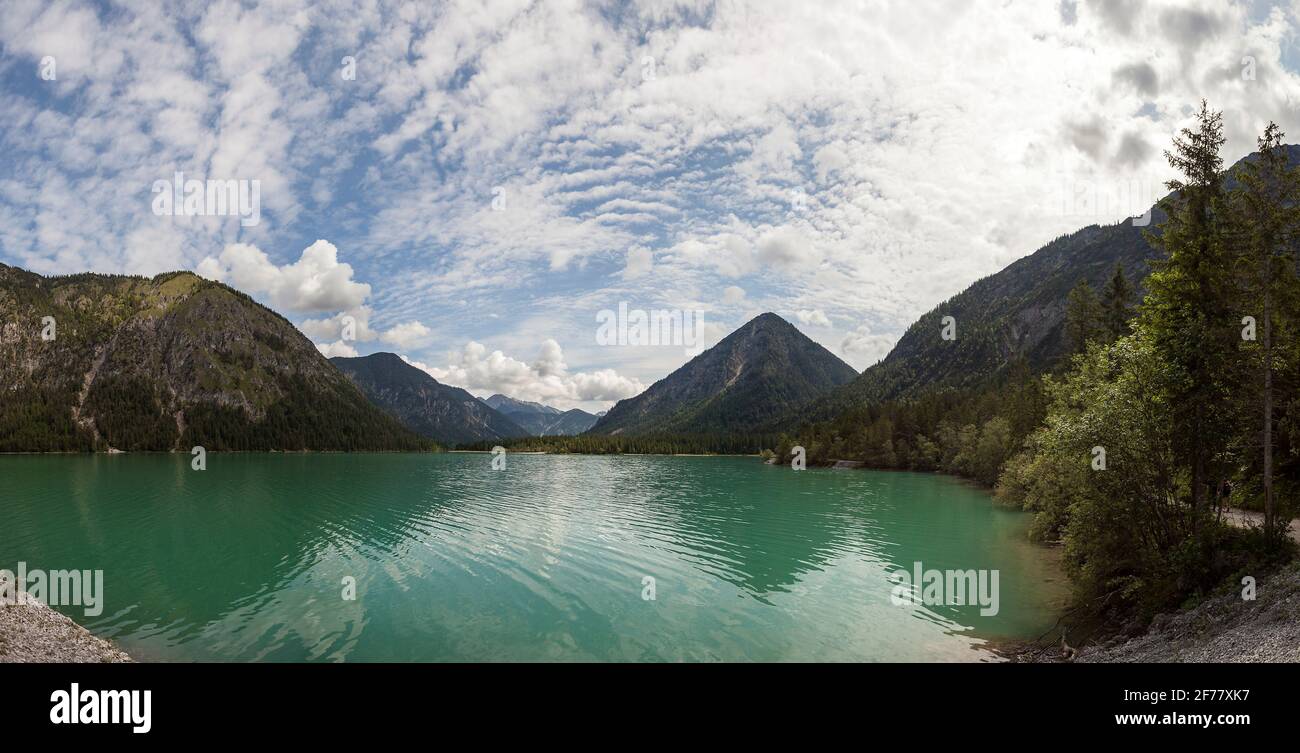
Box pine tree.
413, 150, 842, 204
1140, 100, 1237, 521
1228, 122, 1300, 546
1064, 279, 1104, 355
1101, 262, 1134, 341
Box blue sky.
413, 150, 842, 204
2, 0, 1299, 410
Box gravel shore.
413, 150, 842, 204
1011, 561, 1300, 663
0, 574, 132, 663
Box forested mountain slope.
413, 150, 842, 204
0, 265, 431, 452
332, 353, 528, 445
589, 312, 857, 435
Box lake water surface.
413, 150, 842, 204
0, 453, 1065, 661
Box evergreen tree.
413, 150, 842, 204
1101, 262, 1135, 341
1140, 100, 1237, 521
1228, 122, 1300, 546
1064, 279, 1104, 355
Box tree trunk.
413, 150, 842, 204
1193, 403, 1206, 521
1264, 286, 1275, 542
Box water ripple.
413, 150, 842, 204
0, 454, 1064, 661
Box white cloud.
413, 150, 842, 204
566, 369, 648, 402
380, 320, 433, 349
408, 339, 645, 408
197, 240, 370, 313
315, 340, 358, 358
813, 142, 851, 183
623, 246, 654, 279
532, 338, 567, 377
299, 306, 378, 343
722, 285, 746, 304
197, 242, 434, 354
840, 326, 895, 366
794, 309, 832, 328
756, 227, 817, 268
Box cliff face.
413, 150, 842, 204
0, 264, 430, 452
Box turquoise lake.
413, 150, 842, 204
0, 453, 1065, 661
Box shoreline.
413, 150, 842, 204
0, 448, 438, 455
0, 575, 133, 663
442, 449, 757, 457
1002, 560, 1300, 663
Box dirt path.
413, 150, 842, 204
1222, 507, 1300, 544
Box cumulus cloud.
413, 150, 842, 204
1159, 5, 1225, 53
197, 241, 435, 357
532, 338, 567, 377
841, 326, 895, 366
408, 340, 645, 407
197, 240, 370, 313
315, 340, 358, 358
756, 227, 816, 268
1113, 131, 1153, 168
794, 309, 832, 328
1065, 117, 1109, 162
722, 286, 746, 304
1112, 61, 1159, 97
299, 306, 378, 343
1087, 0, 1144, 36
380, 321, 433, 349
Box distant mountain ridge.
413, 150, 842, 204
331, 353, 528, 445
483, 393, 599, 435
0, 265, 430, 452
814, 219, 1154, 415
483, 393, 561, 416
588, 312, 857, 436
809, 144, 1300, 420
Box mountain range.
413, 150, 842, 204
0, 265, 429, 452
481, 394, 600, 436
331, 353, 529, 445
8, 145, 1291, 453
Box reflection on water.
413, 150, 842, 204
0, 454, 1064, 661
